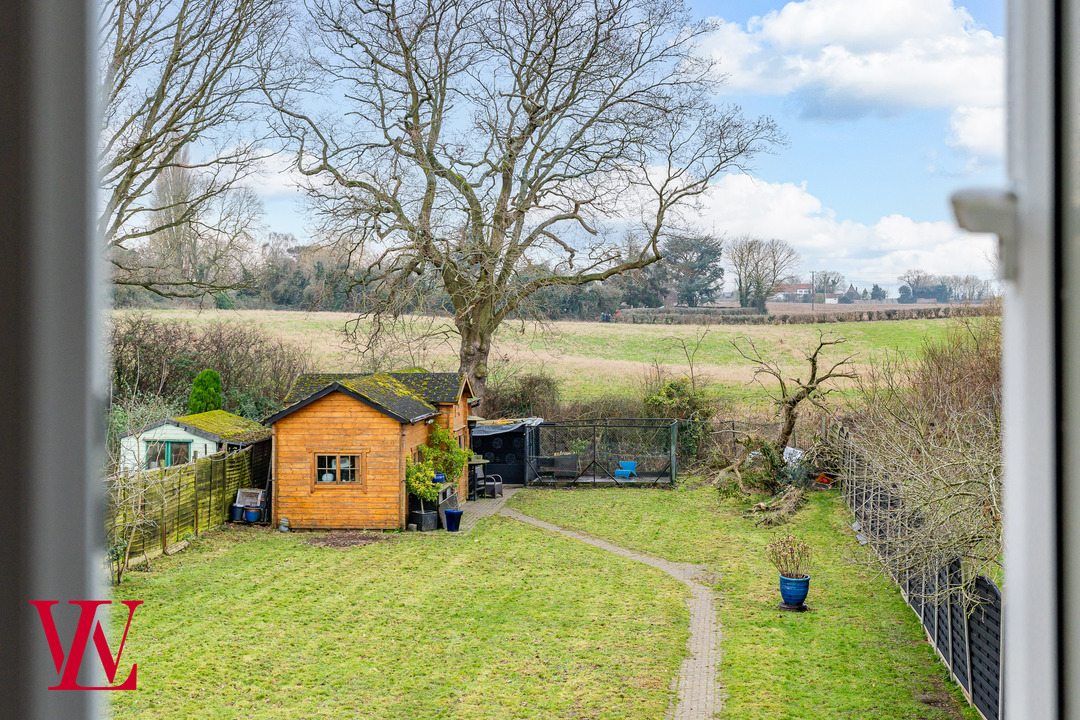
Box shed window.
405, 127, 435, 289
145, 441, 191, 469
315, 453, 363, 484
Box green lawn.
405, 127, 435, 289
508, 486, 979, 720
108, 518, 688, 720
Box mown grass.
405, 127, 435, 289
508, 486, 980, 720
118, 309, 957, 410
108, 518, 688, 720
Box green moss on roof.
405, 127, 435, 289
284, 372, 470, 406
172, 410, 271, 443
335, 374, 437, 423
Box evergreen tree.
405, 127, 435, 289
188, 369, 223, 414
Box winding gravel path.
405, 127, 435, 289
498, 507, 722, 719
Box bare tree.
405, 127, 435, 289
727, 236, 800, 308
812, 270, 845, 295
897, 268, 935, 295
98, 0, 292, 297
717, 332, 855, 494
270, 0, 785, 395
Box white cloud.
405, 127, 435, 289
249, 151, 307, 198
948, 105, 1005, 158
709, 0, 1004, 157
697, 174, 996, 284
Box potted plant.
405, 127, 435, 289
406, 459, 439, 531
766, 534, 812, 607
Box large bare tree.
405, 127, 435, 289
727, 236, 800, 308
98, 0, 291, 297
271, 0, 784, 394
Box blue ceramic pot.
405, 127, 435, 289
779, 574, 810, 606
243, 506, 261, 523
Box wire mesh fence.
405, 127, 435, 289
527, 419, 677, 485
829, 422, 1003, 720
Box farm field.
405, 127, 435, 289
508, 486, 979, 720
121, 309, 959, 410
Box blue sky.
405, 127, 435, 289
259, 0, 1006, 293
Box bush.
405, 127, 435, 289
110, 313, 311, 420
188, 369, 223, 413
643, 376, 715, 457
482, 370, 561, 419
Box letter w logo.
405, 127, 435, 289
28, 600, 142, 690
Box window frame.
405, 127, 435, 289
144, 439, 192, 469
310, 450, 368, 490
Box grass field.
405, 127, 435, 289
122, 308, 958, 409
508, 486, 979, 720
108, 518, 689, 720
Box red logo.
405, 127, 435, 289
28, 600, 142, 690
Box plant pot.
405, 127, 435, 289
779, 574, 810, 606
408, 509, 438, 532
231, 504, 245, 522
243, 506, 261, 523
444, 508, 463, 532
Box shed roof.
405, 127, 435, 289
283, 372, 472, 406
172, 410, 272, 444
118, 409, 271, 445
267, 372, 440, 425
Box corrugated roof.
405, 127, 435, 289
268, 372, 441, 425
172, 410, 272, 444
283, 372, 471, 406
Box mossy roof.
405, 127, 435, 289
119, 409, 271, 444
283, 372, 471, 406
267, 372, 441, 425
172, 410, 272, 444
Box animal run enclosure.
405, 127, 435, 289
525, 419, 678, 486
829, 423, 1003, 720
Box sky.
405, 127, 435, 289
258, 0, 1006, 295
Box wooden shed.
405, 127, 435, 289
266, 372, 474, 530
117, 409, 272, 474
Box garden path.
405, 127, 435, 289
499, 507, 722, 720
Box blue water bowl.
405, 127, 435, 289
779, 574, 810, 606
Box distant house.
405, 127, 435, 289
843, 284, 861, 301
773, 283, 812, 301
117, 410, 271, 473
265, 372, 475, 530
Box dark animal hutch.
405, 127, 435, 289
526, 419, 678, 485
470, 418, 543, 485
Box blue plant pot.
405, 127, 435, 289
779, 574, 810, 606
243, 506, 261, 523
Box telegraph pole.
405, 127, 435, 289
811, 270, 815, 313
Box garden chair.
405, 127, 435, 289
613, 461, 638, 479
475, 465, 503, 498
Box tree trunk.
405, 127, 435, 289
458, 323, 493, 404
775, 399, 799, 451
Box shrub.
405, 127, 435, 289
405, 459, 439, 502
420, 423, 472, 481
765, 534, 812, 578
110, 313, 311, 419
188, 369, 223, 413
482, 369, 561, 419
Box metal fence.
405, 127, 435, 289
526, 418, 677, 485
831, 423, 1003, 720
